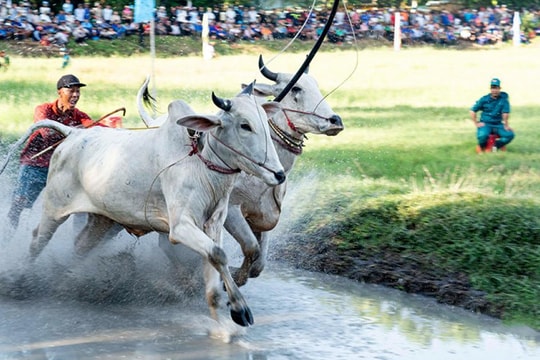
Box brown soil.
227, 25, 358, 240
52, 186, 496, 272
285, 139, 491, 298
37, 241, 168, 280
272, 235, 505, 319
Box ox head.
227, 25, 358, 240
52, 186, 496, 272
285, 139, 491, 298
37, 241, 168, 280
255, 55, 344, 136
170, 83, 285, 186
249, 0, 341, 136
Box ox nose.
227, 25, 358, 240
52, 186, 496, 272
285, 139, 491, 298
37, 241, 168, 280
274, 170, 286, 184
325, 114, 344, 136
329, 114, 343, 127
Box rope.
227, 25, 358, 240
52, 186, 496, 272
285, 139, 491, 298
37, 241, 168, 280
263, 0, 319, 68
274, 0, 341, 102
143, 154, 190, 232
318, 0, 359, 104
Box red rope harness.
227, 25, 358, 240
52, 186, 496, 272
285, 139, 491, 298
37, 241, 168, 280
268, 107, 334, 155
188, 135, 240, 174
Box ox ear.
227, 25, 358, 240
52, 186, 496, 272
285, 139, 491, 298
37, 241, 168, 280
261, 101, 281, 119
240, 81, 255, 96
245, 83, 273, 98
176, 114, 222, 132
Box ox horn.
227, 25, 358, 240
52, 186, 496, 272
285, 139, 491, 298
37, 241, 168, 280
240, 81, 255, 96
212, 92, 232, 112
258, 54, 307, 82
258, 55, 278, 81
273, 0, 340, 102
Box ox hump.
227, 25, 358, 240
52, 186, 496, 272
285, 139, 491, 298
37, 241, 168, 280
168, 100, 222, 132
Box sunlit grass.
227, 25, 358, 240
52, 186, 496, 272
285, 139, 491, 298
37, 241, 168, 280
2, 46, 538, 193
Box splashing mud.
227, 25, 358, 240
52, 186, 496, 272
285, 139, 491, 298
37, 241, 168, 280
0, 166, 538, 359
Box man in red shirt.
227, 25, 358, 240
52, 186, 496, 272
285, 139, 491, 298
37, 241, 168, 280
8, 74, 94, 229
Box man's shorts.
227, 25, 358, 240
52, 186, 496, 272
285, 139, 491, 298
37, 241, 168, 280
12, 165, 48, 208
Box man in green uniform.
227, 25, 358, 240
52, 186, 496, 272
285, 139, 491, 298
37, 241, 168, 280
470, 78, 515, 153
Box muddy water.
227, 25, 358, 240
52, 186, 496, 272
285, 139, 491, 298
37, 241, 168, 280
0, 220, 538, 360
0, 168, 538, 360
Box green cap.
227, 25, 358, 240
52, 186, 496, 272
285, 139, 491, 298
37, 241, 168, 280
490, 78, 501, 87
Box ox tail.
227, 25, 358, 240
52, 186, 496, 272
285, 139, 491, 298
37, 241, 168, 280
0, 120, 74, 175
137, 75, 158, 128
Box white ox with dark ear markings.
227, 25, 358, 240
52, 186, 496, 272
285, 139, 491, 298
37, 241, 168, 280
139, 57, 343, 287
9, 84, 284, 327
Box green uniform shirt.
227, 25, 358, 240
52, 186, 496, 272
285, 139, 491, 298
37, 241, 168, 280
470, 92, 510, 125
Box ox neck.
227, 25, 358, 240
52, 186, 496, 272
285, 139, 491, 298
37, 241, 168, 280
189, 133, 240, 175
268, 112, 305, 155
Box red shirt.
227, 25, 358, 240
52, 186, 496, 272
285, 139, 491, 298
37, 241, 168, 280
20, 100, 93, 167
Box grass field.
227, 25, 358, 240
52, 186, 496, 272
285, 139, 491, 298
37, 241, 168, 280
4, 44, 538, 192
0, 43, 539, 329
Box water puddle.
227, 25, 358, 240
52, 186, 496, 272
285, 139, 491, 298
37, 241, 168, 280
0, 236, 538, 360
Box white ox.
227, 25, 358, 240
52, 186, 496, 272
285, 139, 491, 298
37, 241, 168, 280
3, 85, 284, 327
139, 56, 344, 286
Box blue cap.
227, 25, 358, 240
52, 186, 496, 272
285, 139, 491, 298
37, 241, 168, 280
490, 78, 501, 87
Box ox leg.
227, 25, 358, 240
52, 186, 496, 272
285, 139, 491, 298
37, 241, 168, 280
29, 215, 69, 260
249, 231, 269, 279
170, 221, 253, 327
224, 208, 261, 287
202, 257, 222, 322
204, 203, 253, 327
74, 213, 116, 257
206, 244, 253, 327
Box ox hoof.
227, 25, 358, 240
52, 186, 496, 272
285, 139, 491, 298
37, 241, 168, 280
231, 269, 248, 288
230, 306, 254, 327
248, 266, 263, 279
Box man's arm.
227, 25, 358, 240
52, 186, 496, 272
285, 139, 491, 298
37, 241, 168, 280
470, 110, 483, 127
74, 108, 95, 128
470, 97, 484, 128
34, 103, 54, 138
470, 110, 477, 124
502, 112, 510, 130
34, 103, 49, 123
502, 95, 511, 130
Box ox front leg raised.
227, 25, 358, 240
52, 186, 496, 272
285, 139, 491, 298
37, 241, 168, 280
168, 200, 254, 327
203, 198, 253, 327
169, 226, 254, 327
207, 246, 253, 327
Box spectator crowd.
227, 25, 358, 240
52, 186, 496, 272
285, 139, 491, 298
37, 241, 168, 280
0, 1, 539, 49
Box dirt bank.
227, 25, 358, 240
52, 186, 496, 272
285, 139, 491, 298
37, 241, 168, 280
273, 234, 505, 319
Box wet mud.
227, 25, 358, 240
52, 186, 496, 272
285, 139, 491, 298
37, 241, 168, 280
273, 234, 504, 319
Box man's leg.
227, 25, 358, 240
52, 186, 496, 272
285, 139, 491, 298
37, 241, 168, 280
8, 196, 27, 229
476, 125, 491, 151
8, 165, 48, 229
495, 127, 515, 149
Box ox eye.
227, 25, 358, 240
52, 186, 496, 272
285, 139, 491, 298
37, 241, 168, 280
292, 86, 302, 102
241, 124, 252, 132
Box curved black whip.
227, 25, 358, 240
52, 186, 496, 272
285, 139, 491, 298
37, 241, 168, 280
273, 0, 340, 102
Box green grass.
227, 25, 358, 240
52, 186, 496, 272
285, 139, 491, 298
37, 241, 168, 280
286, 184, 540, 328
0, 43, 539, 329
295, 104, 540, 196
